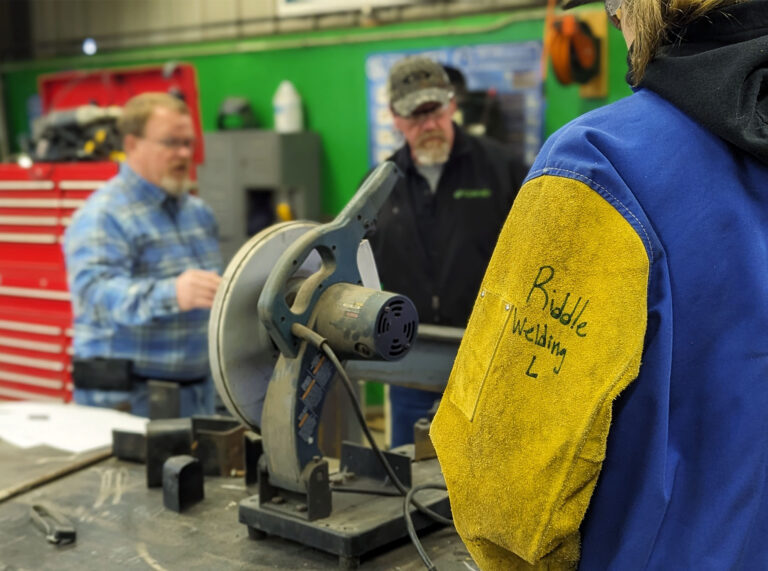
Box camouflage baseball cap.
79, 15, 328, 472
561, 0, 622, 14
387, 56, 454, 118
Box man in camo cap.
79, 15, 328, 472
387, 56, 457, 166
369, 55, 528, 447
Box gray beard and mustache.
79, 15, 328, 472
160, 175, 194, 197
412, 130, 451, 166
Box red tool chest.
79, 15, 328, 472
0, 63, 203, 403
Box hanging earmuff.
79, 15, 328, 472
549, 15, 601, 85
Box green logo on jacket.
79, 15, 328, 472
453, 188, 492, 199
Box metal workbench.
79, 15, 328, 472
0, 440, 476, 570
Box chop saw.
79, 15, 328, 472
208, 162, 462, 568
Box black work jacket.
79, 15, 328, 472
369, 126, 527, 327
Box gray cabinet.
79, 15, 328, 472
197, 130, 322, 264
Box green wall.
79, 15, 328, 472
1, 11, 631, 217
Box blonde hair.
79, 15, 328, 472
117, 92, 189, 137
625, 0, 745, 84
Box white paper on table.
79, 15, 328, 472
0, 402, 147, 454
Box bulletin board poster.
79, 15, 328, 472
365, 43, 544, 167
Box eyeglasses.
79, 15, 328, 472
607, 8, 622, 29
144, 137, 196, 151
605, 1, 622, 30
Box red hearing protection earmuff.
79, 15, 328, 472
549, 15, 601, 85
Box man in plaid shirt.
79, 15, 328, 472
63, 92, 222, 417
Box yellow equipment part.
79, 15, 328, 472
275, 202, 294, 222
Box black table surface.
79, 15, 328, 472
0, 443, 476, 570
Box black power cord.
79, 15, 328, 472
291, 323, 453, 569
333, 486, 401, 496
405, 484, 449, 571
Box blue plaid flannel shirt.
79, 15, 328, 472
63, 163, 222, 380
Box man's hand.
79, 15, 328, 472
175, 269, 222, 311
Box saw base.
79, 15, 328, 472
239, 457, 449, 569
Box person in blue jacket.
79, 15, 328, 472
430, 0, 768, 568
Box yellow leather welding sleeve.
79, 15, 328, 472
430, 174, 649, 570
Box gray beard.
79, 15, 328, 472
413, 141, 450, 166
160, 176, 193, 197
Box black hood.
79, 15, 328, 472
639, 0, 768, 165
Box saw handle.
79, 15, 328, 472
258, 161, 401, 358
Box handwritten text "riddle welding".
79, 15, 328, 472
509, 265, 591, 377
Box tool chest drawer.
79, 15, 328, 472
0, 162, 118, 402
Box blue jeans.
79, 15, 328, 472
389, 385, 442, 448
73, 376, 215, 418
